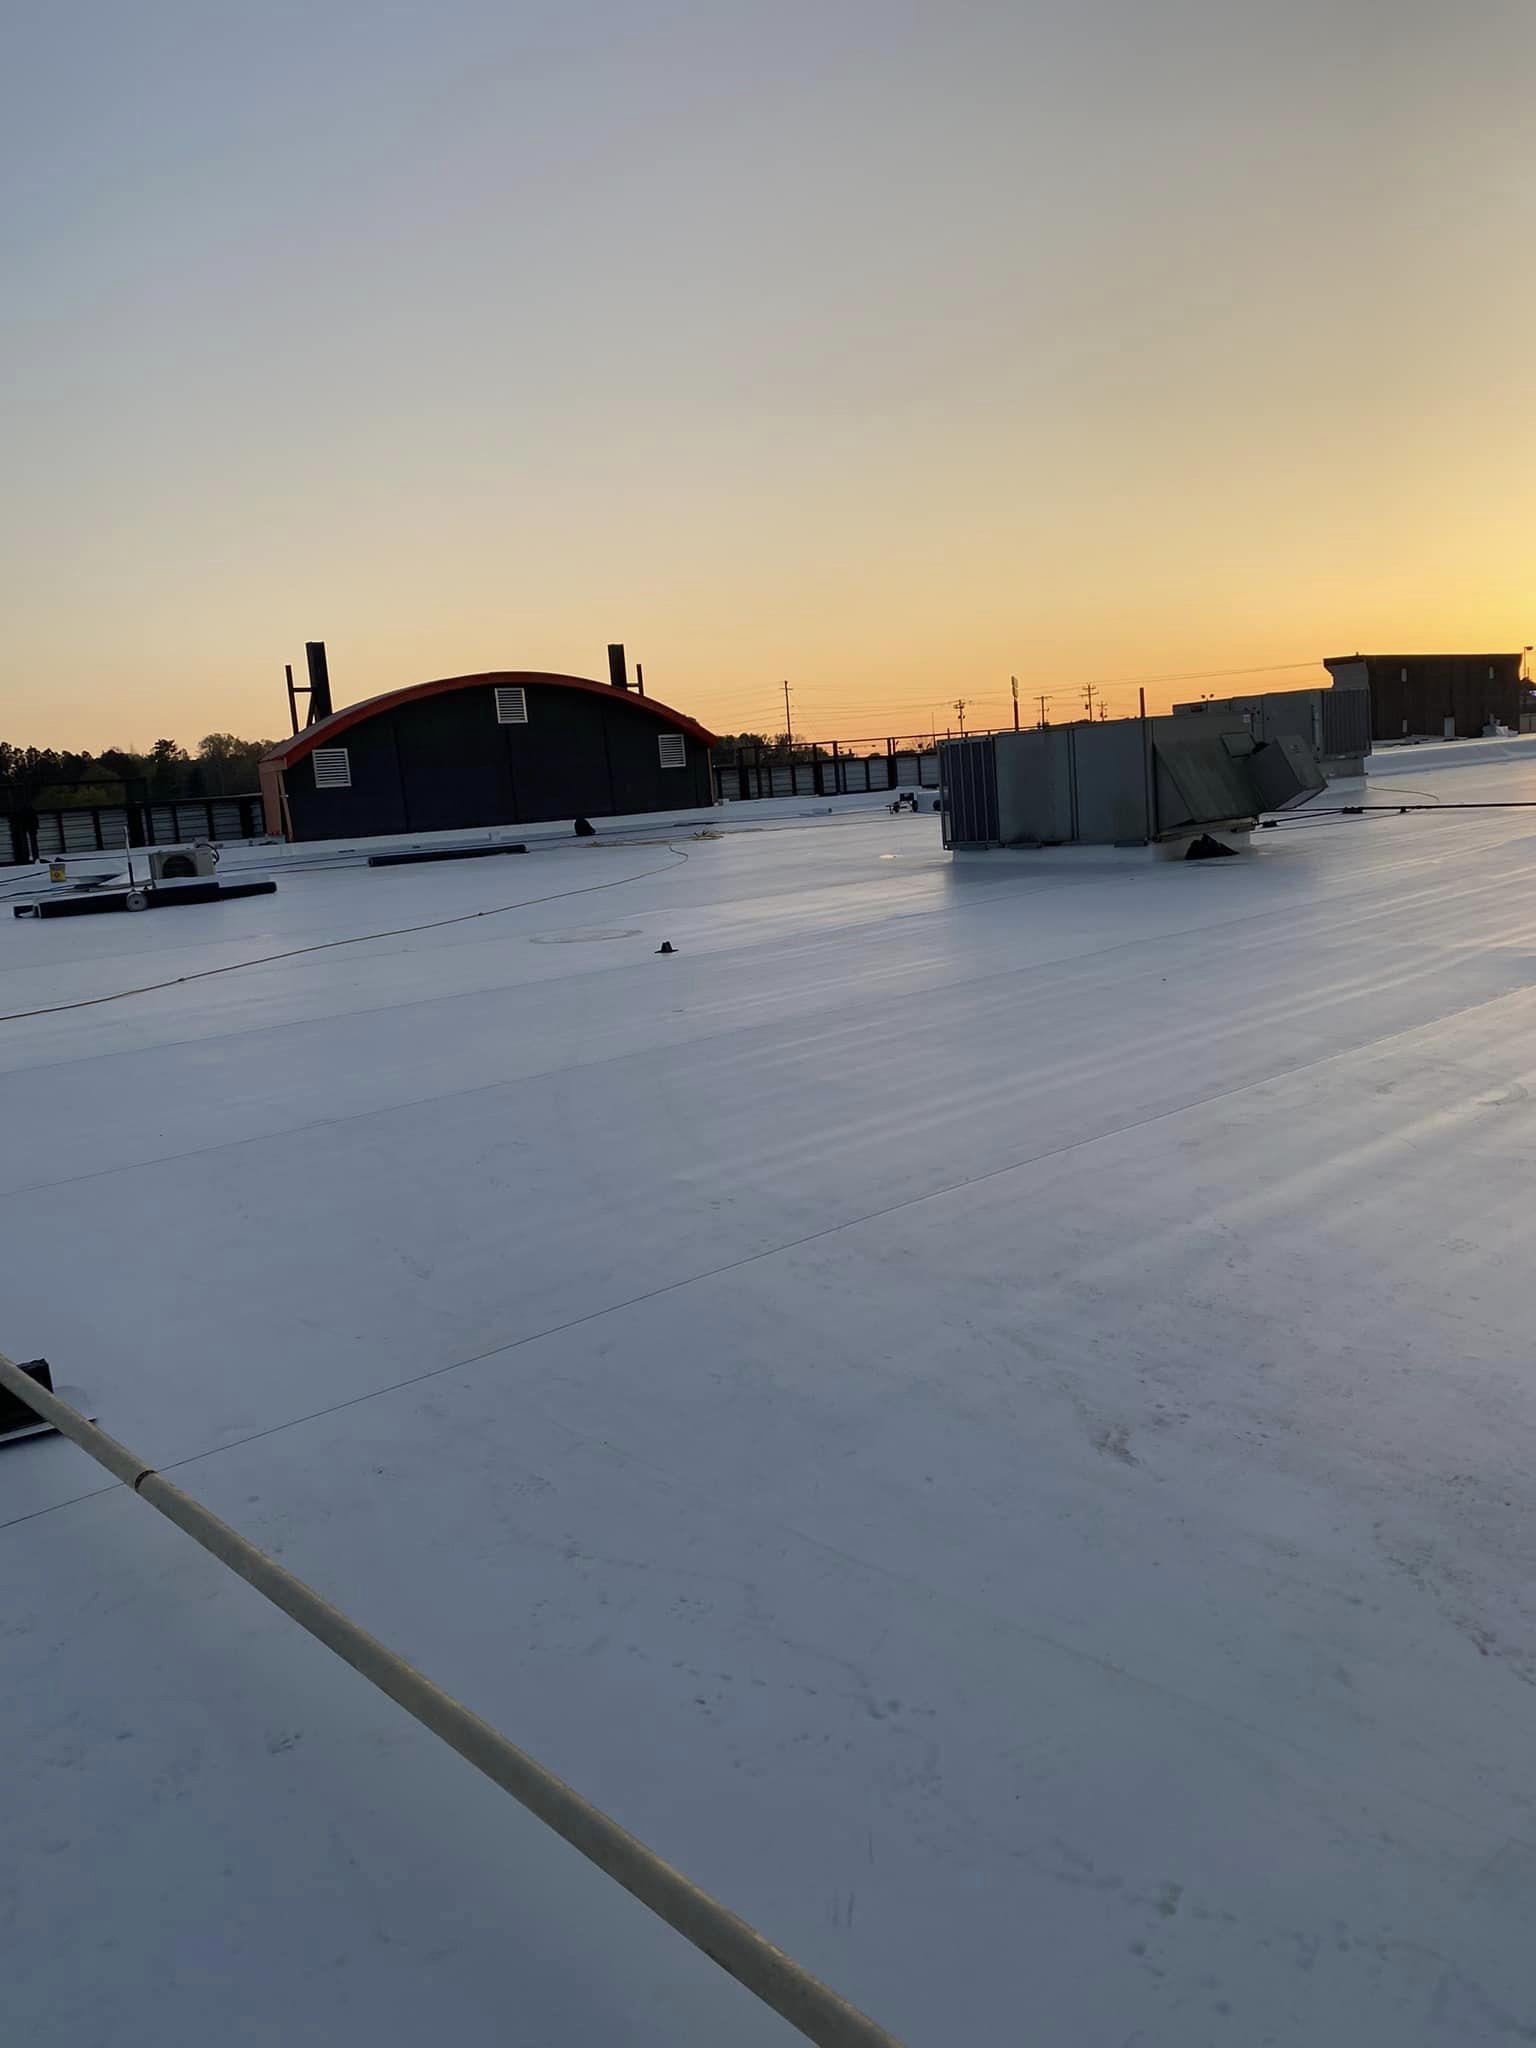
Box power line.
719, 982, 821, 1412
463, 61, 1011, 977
1081, 657, 1323, 692
737, 657, 1326, 725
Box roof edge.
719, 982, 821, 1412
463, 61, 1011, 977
1323, 652, 1523, 664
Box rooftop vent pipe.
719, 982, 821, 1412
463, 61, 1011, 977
607, 643, 630, 691
305, 641, 334, 722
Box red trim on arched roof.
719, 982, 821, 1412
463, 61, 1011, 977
261, 671, 718, 771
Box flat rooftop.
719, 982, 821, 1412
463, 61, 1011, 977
6, 746, 1536, 2045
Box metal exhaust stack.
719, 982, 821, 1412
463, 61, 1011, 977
607, 643, 630, 691
305, 641, 334, 722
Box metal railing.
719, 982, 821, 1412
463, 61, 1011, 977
1, 794, 267, 864
713, 740, 941, 803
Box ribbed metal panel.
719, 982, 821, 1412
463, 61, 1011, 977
1321, 688, 1372, 760
939, 737, 1000, 847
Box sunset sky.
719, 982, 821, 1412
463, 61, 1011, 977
4, 0, 1532, 753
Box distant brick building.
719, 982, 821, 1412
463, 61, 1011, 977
1323, 653, 1527, 741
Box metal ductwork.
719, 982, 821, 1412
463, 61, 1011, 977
1171, 687, 1371, 777
940, 715, 1326, 851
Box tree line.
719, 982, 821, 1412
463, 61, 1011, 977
714, 731, 836, 760
0, 733, 276, 810
6, 728, 909, 811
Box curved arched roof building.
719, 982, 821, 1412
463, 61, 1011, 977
260, 668, 717, 841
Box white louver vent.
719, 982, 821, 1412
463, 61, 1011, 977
312, 748, 352, 789
495, 686, 528, 724
658, 734, 687, 769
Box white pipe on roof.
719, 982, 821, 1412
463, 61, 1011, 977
0, 1349, 906, 2048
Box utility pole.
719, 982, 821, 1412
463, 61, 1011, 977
1083, 681, 1097, 722
782, 680, 793, 752
953, 698, 967, 736
1037, 693, 1050, 729
1011, 675, 1020, 731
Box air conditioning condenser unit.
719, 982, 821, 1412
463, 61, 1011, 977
148, 845, 219, 882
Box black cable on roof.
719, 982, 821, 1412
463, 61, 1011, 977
0, 847, 690, 1025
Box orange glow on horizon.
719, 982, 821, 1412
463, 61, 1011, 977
4, 8, 1533, 759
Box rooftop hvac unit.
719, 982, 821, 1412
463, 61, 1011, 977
940, 715, 1325, 851
149, 845, 219, 882
1170, 686, 1372, 776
